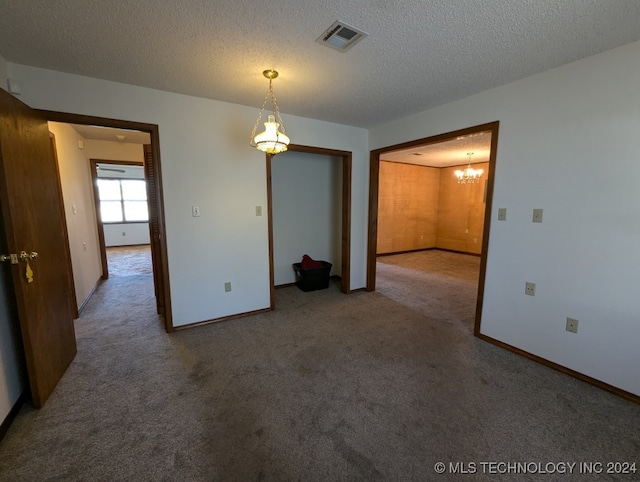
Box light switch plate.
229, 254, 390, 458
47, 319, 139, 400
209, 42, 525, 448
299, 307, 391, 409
497, 208, 507, 221
192, 206, 201, 217
532, 208, 543, 223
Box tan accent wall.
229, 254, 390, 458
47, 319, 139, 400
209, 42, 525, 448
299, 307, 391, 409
377, 161, 488, 255
48, 122, 103, 308
437, 162, 488, 254
377, 161, 440, 254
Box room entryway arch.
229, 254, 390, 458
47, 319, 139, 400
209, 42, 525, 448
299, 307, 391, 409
266, 144, 352, 308
366, 121, 499, 334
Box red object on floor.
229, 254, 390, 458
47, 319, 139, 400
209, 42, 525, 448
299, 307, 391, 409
301, 254, 324, 269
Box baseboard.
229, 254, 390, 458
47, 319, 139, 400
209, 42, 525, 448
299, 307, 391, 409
377, 247, 436, 257
78, 278, 103, 314
0, 390, 26, 442
106, 243, 151, 248
275, 275, 341, 290
172, 307, 272, 331
275, 282, 297, 289
377, 247, 481, 257
476, 333, 640, 405
434, 248, 481, 257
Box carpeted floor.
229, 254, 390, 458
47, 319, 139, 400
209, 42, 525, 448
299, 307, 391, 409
377, 250, 480, 331
106, 244, 152, 277
0, 250, 638, 481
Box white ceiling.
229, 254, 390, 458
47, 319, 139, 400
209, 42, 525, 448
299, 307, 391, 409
2, 1, 640, 129
382, 131, 492, 167
72, 124, 151, 144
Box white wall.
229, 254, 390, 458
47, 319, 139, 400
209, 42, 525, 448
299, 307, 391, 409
48, 122, 102, 310
7, 64, 369, 327
272, 152, 342, 285
370, 41, 640, 396
96, 159, 150, 247
104, 223, 150, 246
84, 139, 144, 164
0, 54, 8, 93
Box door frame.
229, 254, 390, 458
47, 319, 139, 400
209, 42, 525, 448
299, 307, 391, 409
266, 144, 352, 308
89, 158, 145, 280
49, 132, 80, 320
38, 110, 173, 333
366, 121, 500, 335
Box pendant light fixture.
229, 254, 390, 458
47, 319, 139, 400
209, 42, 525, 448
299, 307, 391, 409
249, 69, 290, 155
455, 152, 483, 184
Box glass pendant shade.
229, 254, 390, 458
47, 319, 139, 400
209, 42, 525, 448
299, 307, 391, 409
253, 115, 290, 154
250, 70, 290, 155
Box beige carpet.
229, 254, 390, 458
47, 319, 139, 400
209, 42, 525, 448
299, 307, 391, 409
377, 250, 480, 331
106, 244, 152, 277
0, 250, 638, 481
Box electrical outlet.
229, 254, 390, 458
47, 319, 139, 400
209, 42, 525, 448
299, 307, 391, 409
532, 208, 543, 223
192, 206, 201, 217
525, 282, 536, 296
566, 317, 579, 334
224, 282, 232, 292
497, 208, 507, 221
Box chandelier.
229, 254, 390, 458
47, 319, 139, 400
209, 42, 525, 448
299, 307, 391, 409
455, 152, 483, 184
249, 69, 290, 155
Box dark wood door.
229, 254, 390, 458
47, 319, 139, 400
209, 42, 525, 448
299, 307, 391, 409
0, 88, 77, 408
143, 143, 165, 316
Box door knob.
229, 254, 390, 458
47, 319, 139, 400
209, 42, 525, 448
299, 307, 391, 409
1, 253, 19, 264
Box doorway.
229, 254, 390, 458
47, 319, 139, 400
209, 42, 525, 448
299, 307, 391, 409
40, 110, 173, 332
266, 144, 352, 309
89, 159, 149, 279
367, 122, 499, 334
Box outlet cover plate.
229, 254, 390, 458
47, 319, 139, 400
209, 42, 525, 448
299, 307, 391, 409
566, 317, 579, 334
532, 208, 543, 223
525, 282, 536, 296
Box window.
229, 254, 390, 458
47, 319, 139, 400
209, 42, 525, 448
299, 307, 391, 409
97, 179, 148, 223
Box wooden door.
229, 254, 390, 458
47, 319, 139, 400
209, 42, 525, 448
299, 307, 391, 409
143, 144, 165, 316
0, 88, 77, 408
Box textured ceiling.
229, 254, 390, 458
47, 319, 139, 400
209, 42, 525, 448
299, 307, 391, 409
1, 1, 640, 128
72, 124, 151, 144
382, 131, 492, 168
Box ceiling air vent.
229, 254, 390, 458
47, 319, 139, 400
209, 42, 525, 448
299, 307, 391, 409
316, 21, 367, 52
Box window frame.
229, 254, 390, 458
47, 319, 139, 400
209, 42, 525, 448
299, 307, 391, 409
97, 177, 149, 224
